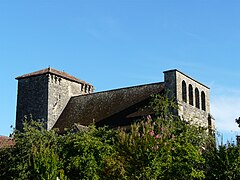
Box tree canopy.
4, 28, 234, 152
1, 95, 240, 179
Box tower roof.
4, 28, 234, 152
16, 67, 92, 85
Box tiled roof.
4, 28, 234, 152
0, 136, 15, 148
16, 67, 92, 85
54, 82, 164, 132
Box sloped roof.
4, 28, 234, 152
0, 136, 15, 148
53, 82, 165, 132
16, 67, 92, 85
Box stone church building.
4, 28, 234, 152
15, 68, 215, 133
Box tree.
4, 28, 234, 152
0, 120, 117, 180
0, 120, 64, 180
235, 117, 240, 128
203, 142, 240, 180
0, 95, 218, 179
104, 94, 209, 179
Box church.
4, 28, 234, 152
15, 68, 215, 133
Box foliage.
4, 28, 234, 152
1, 95, 239, 179
0, 120, 63, 180
106, 94, 207, 180
0, 120, 117, 180
235, 117, 240, 128
58, 126, 116, 180
203, 141, 240, 180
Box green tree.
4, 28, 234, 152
235, 117, 240, 128
0, 94, 218, 180
0, 121, 118, 180
58, 126, 116, 180
0, 120, 64, 180
105, 95, 208, 180
203, 142, 240, 180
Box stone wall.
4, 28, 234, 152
16, 71, 94, 131
164, 70, 215, 131
47, 74, 86, 130
16, 75, 48, 130
16, 68, 214, 132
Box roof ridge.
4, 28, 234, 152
16, 67, 93, 86
72, 81, 164, 98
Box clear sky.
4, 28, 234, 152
1, 0, 240, 143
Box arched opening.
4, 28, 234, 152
189, 84, 193, 105
85, 85, 88, 93
182, 80, 187, 103
201, 91, 206, 111
195, 88, 200, 109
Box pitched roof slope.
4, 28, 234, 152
0, 136, 14, 148
54, 82, 164, 132
16, 67, 92, 85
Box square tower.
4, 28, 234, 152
16, 68, 94, 130
164, 69, 215, 131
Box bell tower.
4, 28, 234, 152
164, 69, 215, 132
16, 67, 94, 130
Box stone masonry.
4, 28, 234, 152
16, 68, 215, 133
16, 68, 94, 130
164, 70, 215, 131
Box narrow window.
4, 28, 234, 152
201, 91, 206, 111
208, 115, 212, 135
195, 88, 200, 109
208, 116, 212, 127
182, 81, 187, 103
189, 84, 193, 105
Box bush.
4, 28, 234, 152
203, 141, 240, 180
1, 95, 236, 180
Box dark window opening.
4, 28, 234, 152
195, 88, 200, 109
189, 84, 193, 105
182, 81, 187, 103
208, 115, 213, 135
201, 91, 206, 111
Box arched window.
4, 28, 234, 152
195, 88, 200, 109
189, 84, 193, 105
182, 81, 187, 103
201, 91, 206, 111
85, 85, 88, 93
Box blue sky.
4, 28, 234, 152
1, 0, 240, 143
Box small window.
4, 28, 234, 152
208, 117, 212, 127
201, 91, 206, 111
189, 84, 193, 105
182, 81, 187, 103
208, 115, 212, 135
195, 88, 200, 109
